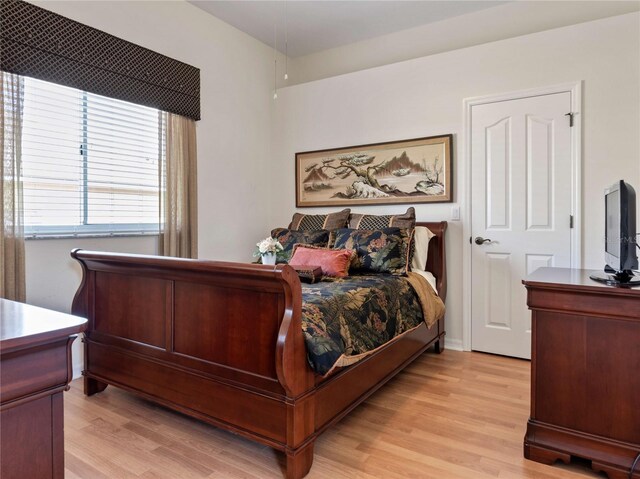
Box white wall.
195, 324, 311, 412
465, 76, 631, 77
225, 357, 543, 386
25, 236, 158, 374
271, 13, 640, 348
288, 1, 640, 85
24, 0, 283, 375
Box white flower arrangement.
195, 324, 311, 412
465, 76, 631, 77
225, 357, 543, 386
254, 237, 284, 257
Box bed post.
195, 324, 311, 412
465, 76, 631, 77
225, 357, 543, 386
284, 389, 315, 478
286, 440, 315, 479
421, 222, 447, 354
84, 376, 108, 395
275, 266, 316, 479
434, 316, 446, 354
71, 249, 110, 395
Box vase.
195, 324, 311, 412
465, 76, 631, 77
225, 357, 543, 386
261, 252, 276, 265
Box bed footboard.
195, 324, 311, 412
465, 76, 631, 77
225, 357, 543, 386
71, 250, 315, 477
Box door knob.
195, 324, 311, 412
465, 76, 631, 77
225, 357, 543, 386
475, 236, 492, 245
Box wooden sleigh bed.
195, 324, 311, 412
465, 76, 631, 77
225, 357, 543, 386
71, 221, 447, 479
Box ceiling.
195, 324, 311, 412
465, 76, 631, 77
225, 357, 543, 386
189, 1, 507, 57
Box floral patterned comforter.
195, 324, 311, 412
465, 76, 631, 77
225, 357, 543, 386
301, 273, 444, 375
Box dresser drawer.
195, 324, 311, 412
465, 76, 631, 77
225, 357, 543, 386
0, 337, 73, 405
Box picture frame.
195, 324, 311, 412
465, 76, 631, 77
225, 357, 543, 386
295, 134, 453, 207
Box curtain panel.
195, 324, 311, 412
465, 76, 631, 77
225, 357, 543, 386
0, 71, 26, 302
160, 113, 198, 259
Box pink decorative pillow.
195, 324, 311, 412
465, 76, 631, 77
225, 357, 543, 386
289, 245, 354, 278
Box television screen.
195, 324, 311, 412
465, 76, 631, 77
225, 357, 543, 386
605, 189, 620, 259
592, 180, 639, 285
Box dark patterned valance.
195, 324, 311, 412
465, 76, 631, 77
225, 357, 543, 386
0, 0, 200, 120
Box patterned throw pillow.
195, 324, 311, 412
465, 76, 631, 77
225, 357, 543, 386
348, 207, 416, 230
348, 207, 416, 269
271, 228, 329, 263
330, 228, 412, 275
288, 208, 350, 231
289, 245, 354, 278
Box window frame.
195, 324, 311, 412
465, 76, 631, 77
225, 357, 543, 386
21, 80, 164, 240
24, 222, 160, 239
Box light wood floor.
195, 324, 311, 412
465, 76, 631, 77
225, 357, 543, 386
64, 351, 605, 479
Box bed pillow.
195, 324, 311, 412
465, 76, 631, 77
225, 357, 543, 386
349, 207, 416, 268
348, 207, 415, 230
411, 226, 436, 271
271, 228, 329, 263
330, 227, 412, 275
289, 245, 354, 278
288, 208, 350, 231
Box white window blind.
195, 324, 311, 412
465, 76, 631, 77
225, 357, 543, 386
20, 76, 165, 238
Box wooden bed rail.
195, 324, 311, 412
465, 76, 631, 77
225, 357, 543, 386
70, 249, 313, 398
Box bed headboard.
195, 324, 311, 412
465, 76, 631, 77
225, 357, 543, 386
416, 221, 447, 301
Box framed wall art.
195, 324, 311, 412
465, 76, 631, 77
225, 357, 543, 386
295, 134, 453, 207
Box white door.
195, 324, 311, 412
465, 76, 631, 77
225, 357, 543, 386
471, 92, 573, 359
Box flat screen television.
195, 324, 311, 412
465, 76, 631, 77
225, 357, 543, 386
590, 180, 639, 286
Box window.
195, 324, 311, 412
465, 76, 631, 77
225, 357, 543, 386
20, 76, 165, 238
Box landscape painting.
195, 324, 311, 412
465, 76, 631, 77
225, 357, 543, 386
296, 134, 453, 207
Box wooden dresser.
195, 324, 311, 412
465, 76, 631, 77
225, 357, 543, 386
0, 299, 87, 479
523, 268, 640, 479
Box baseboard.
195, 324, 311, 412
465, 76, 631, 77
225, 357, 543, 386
446, 338, 463, 351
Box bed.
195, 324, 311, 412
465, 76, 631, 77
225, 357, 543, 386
71, 221, 447, 479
